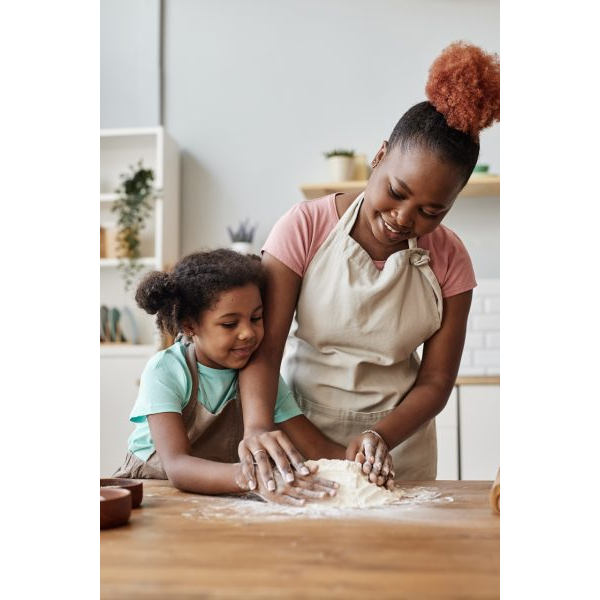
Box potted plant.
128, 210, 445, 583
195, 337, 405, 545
324, 148, 355, 182
227, 219, 257, 255
111, 161, 155, 290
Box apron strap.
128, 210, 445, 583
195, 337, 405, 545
174, 332, 201, 426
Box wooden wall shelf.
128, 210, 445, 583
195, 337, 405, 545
299, 175, 499, 201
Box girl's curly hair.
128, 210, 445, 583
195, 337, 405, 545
388, 41, 500, 187
135, 249, 265, 337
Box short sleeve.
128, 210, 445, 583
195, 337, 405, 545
130, 352, 190, 423
273, 375, 303, 423
421, 225, 477, 298
262, 203, 313, 277
438, 230, 477, 297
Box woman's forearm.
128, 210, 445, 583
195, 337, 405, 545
238, 345, 282, 435
165, 455, 246, 495
373, 380, 453, 450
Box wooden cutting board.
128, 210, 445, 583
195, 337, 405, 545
101, 480, 499, 599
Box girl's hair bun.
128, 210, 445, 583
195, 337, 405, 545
426, 41, 500, 139
135, 270, 178, 315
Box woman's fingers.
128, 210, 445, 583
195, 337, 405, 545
237, 441, 257, 490
277, 434, 310, 476
371, 440, 386, 476
252, 448, 276, 491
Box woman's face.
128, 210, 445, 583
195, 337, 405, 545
360, 142, 464, 250
189, 284, 264, 370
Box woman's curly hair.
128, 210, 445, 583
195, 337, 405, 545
135, 249, 266, 337
388, 41, 500, 186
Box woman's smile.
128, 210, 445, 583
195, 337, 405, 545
379, 213, 412, 241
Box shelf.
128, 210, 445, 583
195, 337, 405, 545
100, 193, 120, 203
100, 257, 158, 268
100, 343, 158, 357
455, 376, 500, 386
299, 175, 500, 201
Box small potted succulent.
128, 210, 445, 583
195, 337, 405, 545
227, 219, 257, 255
324, 148, 355, 182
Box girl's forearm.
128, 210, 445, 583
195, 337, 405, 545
164, 455, 247, 495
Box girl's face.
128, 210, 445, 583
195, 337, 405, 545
359, 142, 464, 251
189, 284, 264, 370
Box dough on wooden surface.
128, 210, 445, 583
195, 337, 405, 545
305, 459, 402, 508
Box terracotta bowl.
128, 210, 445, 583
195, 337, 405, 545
100, 478, 143, 508
100, 488, 132, 529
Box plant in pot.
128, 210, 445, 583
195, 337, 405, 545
111, 161, 155, 290
324, 148, 355, 182
227, 219, 257, 255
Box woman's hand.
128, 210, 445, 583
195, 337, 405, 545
238, 429, 311, 492
235, 461, 338, 506
345, 430, 395, 490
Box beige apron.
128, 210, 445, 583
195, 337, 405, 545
282, 192, 444, 480
113, 336, 244, 479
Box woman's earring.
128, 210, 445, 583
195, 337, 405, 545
371, 161, 378, 168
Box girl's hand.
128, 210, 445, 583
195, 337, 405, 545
345, 430, 395, 490
238, 429, 310, 492
235, 462, 338, 506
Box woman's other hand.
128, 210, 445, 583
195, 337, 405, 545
238, 429, 310, 492
345, 430, 395, 489
235, 461, 338, 505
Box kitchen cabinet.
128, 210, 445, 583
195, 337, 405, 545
458, 384, 500, 480
435, 387, 459, 480
436, 379, 500, 480
100, 352, 154, 476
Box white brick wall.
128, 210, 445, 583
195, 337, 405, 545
459, 279, 500, 375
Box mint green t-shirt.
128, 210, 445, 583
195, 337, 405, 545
127, 341, 303, 461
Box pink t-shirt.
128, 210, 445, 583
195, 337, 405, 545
262, 194, 477, 298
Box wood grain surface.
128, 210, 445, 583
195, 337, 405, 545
101, 480, 499, 599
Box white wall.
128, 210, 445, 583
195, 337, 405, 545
100, 0, 161, 128
162, 0, 499, 277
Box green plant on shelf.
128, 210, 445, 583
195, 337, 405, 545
111, 161, 155, 290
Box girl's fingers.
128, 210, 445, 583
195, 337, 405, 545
354, 450, 366, 466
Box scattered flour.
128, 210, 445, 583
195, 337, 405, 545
173, 459, 453, 522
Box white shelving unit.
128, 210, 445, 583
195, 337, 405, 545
100, 126, 180, 352
100, 127, 180, 475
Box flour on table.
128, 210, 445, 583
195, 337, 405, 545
305, 459, 403, 508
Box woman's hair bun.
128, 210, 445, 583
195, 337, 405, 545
135, 270, 178, 315
426, 41, 500, 139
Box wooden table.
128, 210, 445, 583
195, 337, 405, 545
101, 480, 499, 599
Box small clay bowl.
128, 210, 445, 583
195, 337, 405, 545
100, 488, 132, 529
100, 478, 143, 508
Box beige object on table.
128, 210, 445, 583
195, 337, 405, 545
490, 467, 500, 514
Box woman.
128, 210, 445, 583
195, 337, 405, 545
237, 41, 500, 490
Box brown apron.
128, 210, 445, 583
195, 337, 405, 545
113, 336, 244, 479
281, 192, 443, 480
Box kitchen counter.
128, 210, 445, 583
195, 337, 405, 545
101, 479, 499, 599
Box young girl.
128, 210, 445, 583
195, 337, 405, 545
113, 249, 387, 504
